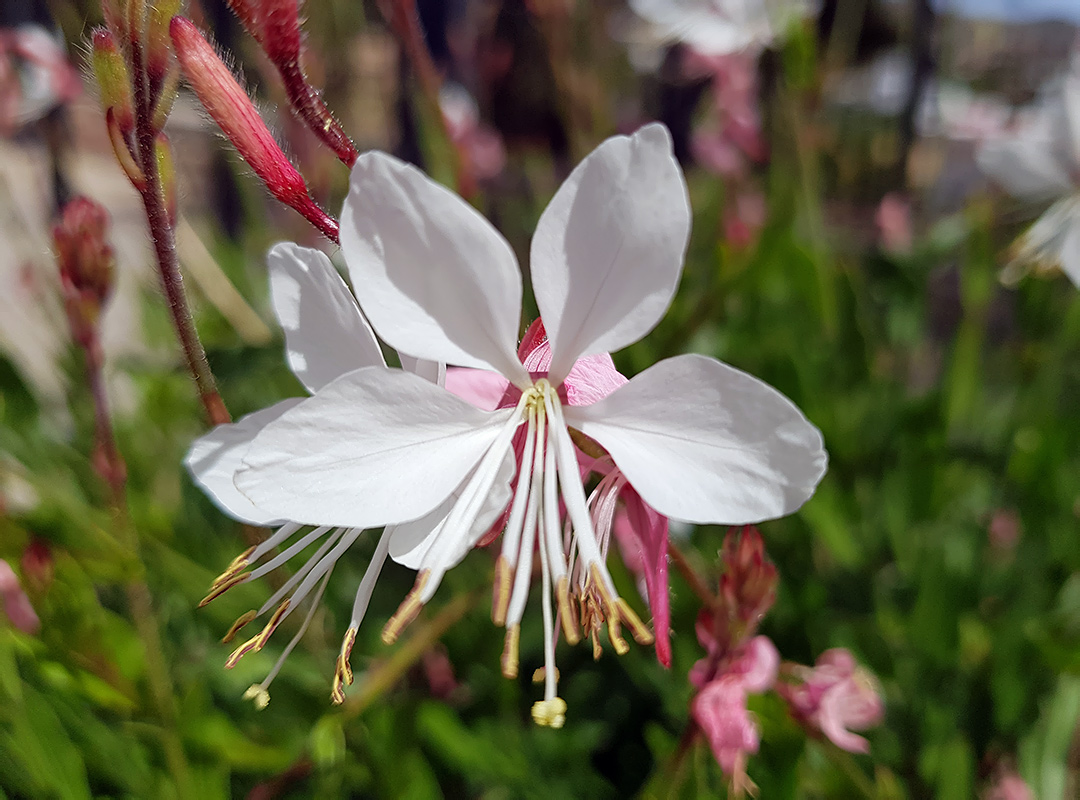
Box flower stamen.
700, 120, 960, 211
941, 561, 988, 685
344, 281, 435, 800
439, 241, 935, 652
383, 569, 431, 644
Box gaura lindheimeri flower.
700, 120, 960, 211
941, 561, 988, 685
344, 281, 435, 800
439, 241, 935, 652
185, 243, 510, 706
976, 49, 1080, 286
235, 123, 827, 725
777, 648, 884, 753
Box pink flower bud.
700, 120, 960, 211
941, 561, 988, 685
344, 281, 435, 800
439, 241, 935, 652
778, 648, 885, 753
720, 525, 777, 628
54, 196, 115, 306
170, 17, 339, 241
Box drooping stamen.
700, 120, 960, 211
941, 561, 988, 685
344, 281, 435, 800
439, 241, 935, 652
416, 395, 530, 605
250, 525, 335, 582
503, 408, 546, 646
247, 568, 334, 707
541, 402, 578, 645
332, 526, 393, 704
199, 570, 251, 607
383, 569, 431, 644
493, 407, 538, 625
222, 609, 257, 643
331, 627, 357, 705
226, 599, 291, 668
531, 500, 565, 727
248, 521, 302, 564
501, 624, 521, 678
254, 527, 346, 615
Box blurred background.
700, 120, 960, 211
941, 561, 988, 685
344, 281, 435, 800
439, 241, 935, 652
2, 0, 1080, 797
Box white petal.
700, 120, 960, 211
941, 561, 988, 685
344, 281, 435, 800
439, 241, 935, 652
340, 151, 528, 384
389, 448, 514, 569
267, 243, 384, 394
183, 398, 303, 526
400, 354, 446, 386
236, 367, 513, 529
563, 354, 827, 524
530, 124, 691, 383
977, 135, 1072, 202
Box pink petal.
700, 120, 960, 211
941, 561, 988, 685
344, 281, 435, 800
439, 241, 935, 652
444, 367, 510, 411
622, 487, 671, 667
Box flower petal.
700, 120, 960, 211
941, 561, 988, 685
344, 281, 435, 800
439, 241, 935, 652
530, 123, 691, 382
389, 448, 515, 568
621, 487, 671, 667
268, 243, 384, 393
444, 367, 511, 411
400, 354, 446, 386
236, 367, 514, 529
977, 133, 1073, 202
184, 398, 303, 526
564, 354, 827, 524
340, 151, 528, 384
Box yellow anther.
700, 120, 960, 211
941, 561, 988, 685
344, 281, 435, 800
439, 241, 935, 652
556, 576, 580, 645
222, 609, 257, 643
243, 684, 270, 710
224, 599, 290, 668
532, 666, 560, 683
501, 624, 521, 679
531, 697, 567, 728
199, 570, 250, 607
382, 570, 430, 645
616, 598, 655, 646
492, 556, 512, 627
331, 627, 357, 703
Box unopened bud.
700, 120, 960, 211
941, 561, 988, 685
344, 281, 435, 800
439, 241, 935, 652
719, 526, 777, 627
54, 197, 115, 305
91, 28, 134, 134
170, 17, 339, 240
155, 133, 178, 225
146, 0, 181, 84
126, 0, 147, 49
54, 197, 115, 344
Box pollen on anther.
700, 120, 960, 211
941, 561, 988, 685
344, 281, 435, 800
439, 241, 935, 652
243, 684, 270, 710
531, 697, 567, 728
382, 570, 430, 645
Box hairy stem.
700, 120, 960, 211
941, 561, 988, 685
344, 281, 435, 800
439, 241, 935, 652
131, 35, 230, 426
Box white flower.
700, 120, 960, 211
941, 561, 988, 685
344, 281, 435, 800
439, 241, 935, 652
185, 243, 509, 705
627, 0, 815, 59
234, 123, 827, 723
976, 51, 1080, 286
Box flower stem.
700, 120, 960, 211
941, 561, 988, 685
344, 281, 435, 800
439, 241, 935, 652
667, 541, 717, 607
79, 330, 193, 800
131, 33, 230, 426
276, 60, 358, 168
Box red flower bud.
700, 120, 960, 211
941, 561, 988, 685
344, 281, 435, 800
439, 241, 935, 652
719, 525, 777, 629
53, 197, 115, 346
169, 17, 338, 241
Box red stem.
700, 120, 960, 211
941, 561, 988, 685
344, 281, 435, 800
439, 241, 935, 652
130, 34, 230, 426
